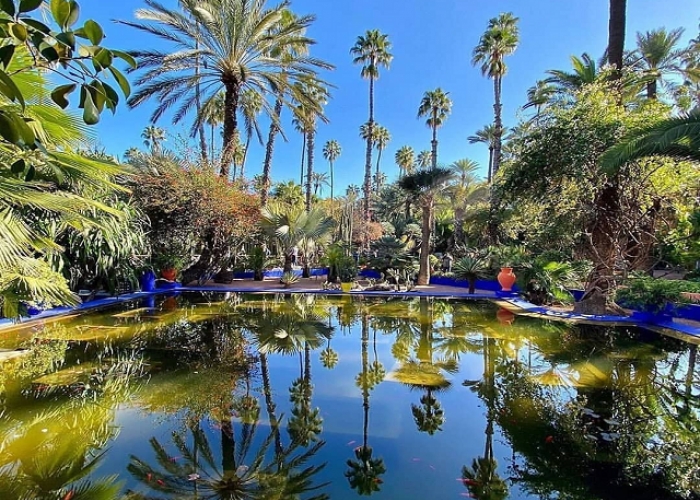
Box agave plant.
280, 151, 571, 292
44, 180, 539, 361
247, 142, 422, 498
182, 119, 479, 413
453, 256, 490, 294
280, 271, 300, 288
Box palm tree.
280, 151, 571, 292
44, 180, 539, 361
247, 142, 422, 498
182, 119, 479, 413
468, 125, 497, 183
239, 88, 264, 179
295, 83, 329, 212
417, 150, 432, 169
399, 168, 454, 285
448, 159, 486, 247
634, 28, 686, 99
201, 92, 225, 162
395, 145, 415, 177
312, 172, 330, 196
141, 125, 166, 154
545, 53, 602, 94
260, 204, 335, 273
121, 0, 332, 178
351, 30, 393, 223
523, 80, 557, 120
608, 0, 627, 76
292, 106, 309, 186
472, 12, 520, 180
417, 88, 452, 170
373, 125, 391, 193
322, 139, 341, 200
272, 181, 305, 208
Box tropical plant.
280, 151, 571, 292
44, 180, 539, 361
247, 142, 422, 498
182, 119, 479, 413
312, 172, 330, 196
281, 271, 300, 287
399, 168, 454, 285
545, 53, 603, 95
518, 258, 576, 305
141, 125, 166, 153
523, 79, 558, 120
373, 125, 391, 193
472, 12, 520, 181
417, 150, 432, 169
468, 124, 497, 183
336, 256, 358, 283
273, 181, 305, 209
246, 247, 270, 281
615, 274, 685, 314
395, 145, 415, 177
120, 0, 333, 178
351, 29, 393, 222
417, 88, 452, 170
296, 83, 330, 211
453, 256, 489, 294
322, 139, 341, 200
239, 88, 264, 179
260, 204, 335, 273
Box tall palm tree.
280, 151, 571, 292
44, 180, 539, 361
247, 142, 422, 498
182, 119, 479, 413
292, 105, 309, 186
399, 168, 454, 285
395, 145, 415, 177
296, 83, 329, 212
417, 150, 432, 169
608, 0, 627, 76
141, 125, 166, 153
121, 0, 332, 179
472, 12, 520, 180
468, 124, 497, 183
417, 88, 452, 171
351, 30, 393, 224
634, 28, 686, 99
239, 88, 264, 179
373, 125, 391, 193
322, 139, 341, 200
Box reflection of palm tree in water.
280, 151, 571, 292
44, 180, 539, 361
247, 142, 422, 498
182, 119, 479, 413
461, 337, 508, 500
288, 341, 323, 446
345, 313, 387, 495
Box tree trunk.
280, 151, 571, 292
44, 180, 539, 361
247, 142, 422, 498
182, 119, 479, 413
210, 124, 215, 163
330, 160, 334, 201
487, 146, 493, 184
607, 0, 627, 75
300, 132, 306, 186
260, 353, 283, 457
220, 80, 241, 179
454, 206, 465, 247
375, 147, 383, 195
240, 132, 251, 180
364, 76, 375, 225
492, 76, 503, 178
195, 41, 208, 165
417, 199, 432, 285
306, 128, 315, 212
646, 79, 658, 99
261, 95, 284, 206
431, 124, 438, 171
283, 252, 293, 273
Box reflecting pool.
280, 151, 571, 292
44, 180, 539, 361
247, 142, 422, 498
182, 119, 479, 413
0, 293, 698, 499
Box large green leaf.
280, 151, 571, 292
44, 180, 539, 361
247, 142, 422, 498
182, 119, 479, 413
82, 19, 103, 45
19, 0, 44, 13
80, 85, 99, 124
50, 83, 76, 109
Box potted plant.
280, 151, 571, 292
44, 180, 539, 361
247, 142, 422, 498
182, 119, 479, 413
337, 256, 357, 293
246, 246, 269, 281
453, 256, 489, 294
152, 252, 186, 282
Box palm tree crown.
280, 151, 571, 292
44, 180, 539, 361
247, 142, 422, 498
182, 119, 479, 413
634, 28, 686, 99
395, 146, 415, 177
323, 139, 341, 200
120, 0, 332, 177
417, 88, 452, 170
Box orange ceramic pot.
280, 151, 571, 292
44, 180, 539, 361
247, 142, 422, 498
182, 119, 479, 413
161, 268, 177, 281
497, 267, 516, 292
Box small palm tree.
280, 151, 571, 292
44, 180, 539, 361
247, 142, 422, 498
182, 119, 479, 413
351, 30, 393, 223
634, 28, 686, 99
468, 124, 497, 183
399, 168, 454, 285
417, 150, 432, 169
523, 79, 557, 121
312, 171, 330, 196
417, 88, 452, 170
322, 139, 341, 200
395, 145, 415, 177
373, 125, 391, 193
453, 256, 489, 294
141, 125, 166, 153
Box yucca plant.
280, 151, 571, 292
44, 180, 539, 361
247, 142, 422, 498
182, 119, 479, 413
281, 271, 300, 288
246, 246, 271, 281
453, 256, 489, 294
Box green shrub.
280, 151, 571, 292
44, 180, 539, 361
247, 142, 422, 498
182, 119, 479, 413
615, 276, 686, 314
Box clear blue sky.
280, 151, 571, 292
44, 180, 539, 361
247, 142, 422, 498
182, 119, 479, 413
86, 0, 700, 192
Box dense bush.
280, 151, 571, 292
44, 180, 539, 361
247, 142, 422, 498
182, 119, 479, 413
615, 276, 690, 314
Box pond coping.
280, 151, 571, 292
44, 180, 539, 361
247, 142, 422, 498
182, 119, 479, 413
1, 284, 699, 343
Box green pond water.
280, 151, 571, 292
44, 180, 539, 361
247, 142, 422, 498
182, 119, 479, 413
0, 292, 698, 500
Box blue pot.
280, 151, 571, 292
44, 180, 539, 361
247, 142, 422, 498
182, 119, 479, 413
140, 270, 157, 292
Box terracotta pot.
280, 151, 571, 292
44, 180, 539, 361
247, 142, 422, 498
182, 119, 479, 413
496, 307, 515, 325
161, 268, 177, 281
497, 267, 516, 292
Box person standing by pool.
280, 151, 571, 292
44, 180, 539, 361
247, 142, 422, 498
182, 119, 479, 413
442, 252, 454, 272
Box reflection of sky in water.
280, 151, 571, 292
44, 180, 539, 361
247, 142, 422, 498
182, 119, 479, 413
0, 293, 698, 499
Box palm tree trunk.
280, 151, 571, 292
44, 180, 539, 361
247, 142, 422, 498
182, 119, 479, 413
261, 95, 284, 206
454, 207, 465, 247
220, 80, 241, 179
300, 132, 307, 186
306, 128, 315, 212
260, 353, 283, 457
210, 124, 215, 162
417, 199, 432, 285
647, 79, 658, 99
608, 0, 627, 75
240, 132, 251, 180
487, 146, 493, 184
492, 76, 503, 178
364, 76, 375, 225
361, 314, 370, 450
375, 148, 383, 195
330, 160, 334, 201
431, 125, 438, 171
195, 41, 208, 165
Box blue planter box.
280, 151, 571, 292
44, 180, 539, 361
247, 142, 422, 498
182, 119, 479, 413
428, 276, 519, 292
232, 268, 328, 280
140, 270, 157, 292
